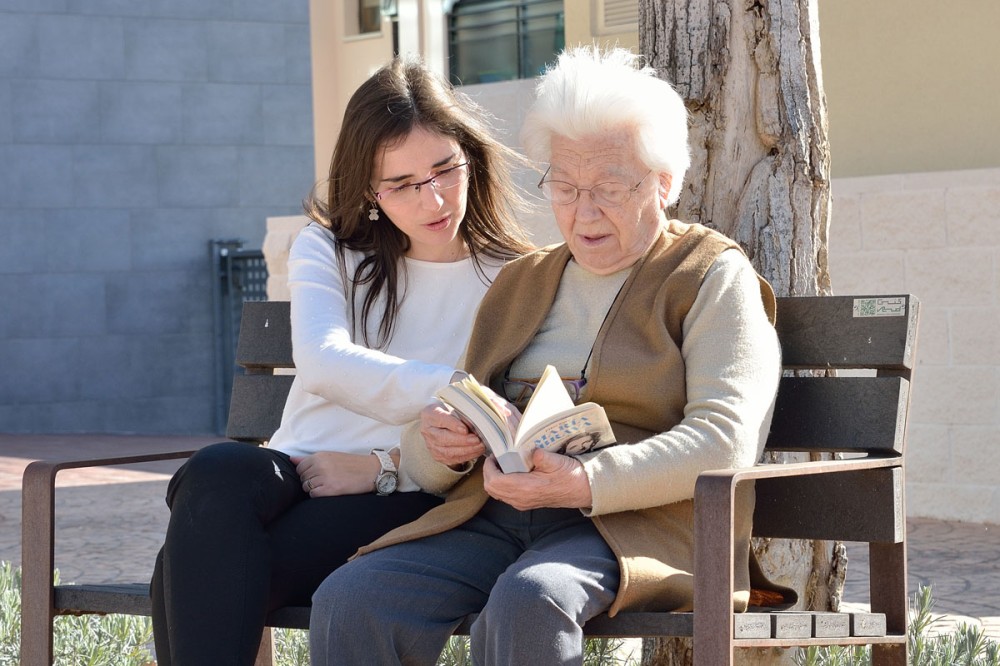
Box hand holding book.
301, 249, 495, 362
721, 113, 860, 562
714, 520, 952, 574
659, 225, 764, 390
434, 365, 616, 473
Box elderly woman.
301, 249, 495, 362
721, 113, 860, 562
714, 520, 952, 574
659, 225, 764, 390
309, 47, 788, 666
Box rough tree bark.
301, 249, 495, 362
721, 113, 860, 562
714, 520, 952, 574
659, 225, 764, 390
638, 1, 843, 664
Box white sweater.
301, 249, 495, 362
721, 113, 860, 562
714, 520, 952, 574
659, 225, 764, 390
267, 223, 502, 469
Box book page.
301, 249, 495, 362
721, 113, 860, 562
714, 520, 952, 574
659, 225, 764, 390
459, 375, 508, 423
514, 365, 575, 445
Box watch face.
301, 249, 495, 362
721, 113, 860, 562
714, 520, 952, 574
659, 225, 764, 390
376, 473, 397, 495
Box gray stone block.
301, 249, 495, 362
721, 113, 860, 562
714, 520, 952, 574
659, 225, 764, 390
211, 207, 284, 247
0, 274, 107, 339
208, 21, 287, 84
0, 13, 39, 78
0, 398, 109, 433
283, 24, 313, 85
261, 84, 313, 146
0, 80, 12, 144
130, 208, 213, 270
182, 83, 263, 144
133, 332, 215, 397
0, 144, 75, 208
233, 0, 309, 23
124, 19, 208, 82
156, 145, 240, 207
38, 14, 125, 80
0, 210, 49, 273
74, 145, 158, 207
0, 337, 81, 404
106, 394, 216, 434
104, 269, 211, 335
238, 146, 312, 207
75, 334, 154, 401
76, 333, 214, 404
44, 209, 132, 272
145, 0, 233, 21
12, 79, 101, 144
66, 0, 154, 17
100, 81, 183, 144
0, 0, 68, 11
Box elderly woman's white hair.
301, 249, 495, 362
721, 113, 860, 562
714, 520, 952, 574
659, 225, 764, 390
520, 46, 691, 206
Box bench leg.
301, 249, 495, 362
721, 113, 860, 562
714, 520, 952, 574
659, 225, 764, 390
254, 627, 276, 666
21, 461, 59, 666
869, 541, 908, 666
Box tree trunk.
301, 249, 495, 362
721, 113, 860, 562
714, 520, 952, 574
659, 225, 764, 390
638, 1, 843, 664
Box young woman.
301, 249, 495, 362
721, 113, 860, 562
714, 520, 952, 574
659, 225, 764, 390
149, 57, 533, 666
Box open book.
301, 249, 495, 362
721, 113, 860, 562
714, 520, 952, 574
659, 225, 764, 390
434, 365, 616, 473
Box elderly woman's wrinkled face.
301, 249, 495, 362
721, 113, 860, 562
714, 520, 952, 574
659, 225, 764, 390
546, 131, 669, 275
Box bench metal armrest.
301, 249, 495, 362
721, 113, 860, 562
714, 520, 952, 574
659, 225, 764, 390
692, 456, 907, 663
20, 449, 197, 662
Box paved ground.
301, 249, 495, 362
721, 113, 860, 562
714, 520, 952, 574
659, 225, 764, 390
2, 433, 998, 642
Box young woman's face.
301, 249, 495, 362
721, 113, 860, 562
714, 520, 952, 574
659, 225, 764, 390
371, 127, 470, 262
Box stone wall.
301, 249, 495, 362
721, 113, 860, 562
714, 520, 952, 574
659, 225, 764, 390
0, 1, 314, 434
829, 168, 1000, 523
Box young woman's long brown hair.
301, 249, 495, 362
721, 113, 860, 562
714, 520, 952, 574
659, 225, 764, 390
304, 57, 533, 349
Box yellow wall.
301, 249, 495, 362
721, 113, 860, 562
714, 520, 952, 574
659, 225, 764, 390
819, 0, 1000, 177
308, 0, 393, 185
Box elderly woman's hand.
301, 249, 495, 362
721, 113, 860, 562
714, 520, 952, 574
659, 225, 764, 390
483, 448, 593, 510
420, 402, 487, 468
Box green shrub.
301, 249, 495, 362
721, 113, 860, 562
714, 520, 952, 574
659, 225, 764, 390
5, 561, 994, 666
795, 584, 1000, 666
0, 561, 155, 666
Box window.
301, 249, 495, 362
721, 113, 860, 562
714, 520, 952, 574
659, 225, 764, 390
346, 0, 385, 36
449, 0, 565, 85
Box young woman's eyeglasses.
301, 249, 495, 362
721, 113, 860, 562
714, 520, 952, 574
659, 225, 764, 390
538, 167, 652, 208
374, 162, 470, 206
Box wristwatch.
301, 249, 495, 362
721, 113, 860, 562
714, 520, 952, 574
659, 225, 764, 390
370, 448, 398, 495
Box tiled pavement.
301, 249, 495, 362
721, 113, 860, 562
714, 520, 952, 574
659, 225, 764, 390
2, 433, 998, 640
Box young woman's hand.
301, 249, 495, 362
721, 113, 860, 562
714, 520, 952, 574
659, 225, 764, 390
419, 403, 486, 469
290, 451, 390, 497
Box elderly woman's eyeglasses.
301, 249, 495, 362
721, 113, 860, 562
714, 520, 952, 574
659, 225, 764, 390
538, 167, 652, 207
502, 373, 588, 410
374, 162, 470, 206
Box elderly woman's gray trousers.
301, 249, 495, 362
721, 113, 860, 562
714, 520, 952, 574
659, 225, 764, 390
309, 498, 620, 666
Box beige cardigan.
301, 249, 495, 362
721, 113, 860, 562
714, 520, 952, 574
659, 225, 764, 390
360, 220, 792, 614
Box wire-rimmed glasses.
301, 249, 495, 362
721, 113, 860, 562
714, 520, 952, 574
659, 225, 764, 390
502, 368, 588, 410
374, 162, 470, 206
538, 167, 652, 207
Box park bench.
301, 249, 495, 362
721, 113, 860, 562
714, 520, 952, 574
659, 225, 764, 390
21, 293, 919, 665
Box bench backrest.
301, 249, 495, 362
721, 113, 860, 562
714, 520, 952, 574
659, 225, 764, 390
226, 295, 920, 527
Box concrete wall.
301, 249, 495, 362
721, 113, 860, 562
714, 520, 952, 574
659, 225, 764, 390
0, 0, 314, 434
828, 168, 1000, 523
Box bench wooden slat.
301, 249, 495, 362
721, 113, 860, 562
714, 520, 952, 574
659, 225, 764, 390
235, 300, 294, 370
752, 467, 904, 542
48, 583, 885, 639
766, 376, 909, 455
54, 584, 151, 617
225, 374, 294, 442
774, 295, 917, 370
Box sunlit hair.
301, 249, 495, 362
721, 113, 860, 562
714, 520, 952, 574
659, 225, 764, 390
520, 46, 691, 206
304, 57, 533, 348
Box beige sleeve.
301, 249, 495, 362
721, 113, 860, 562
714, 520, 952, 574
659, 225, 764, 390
581, 249, 781, 516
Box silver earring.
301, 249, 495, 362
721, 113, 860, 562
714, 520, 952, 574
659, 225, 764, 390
368, 204, 379, 221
